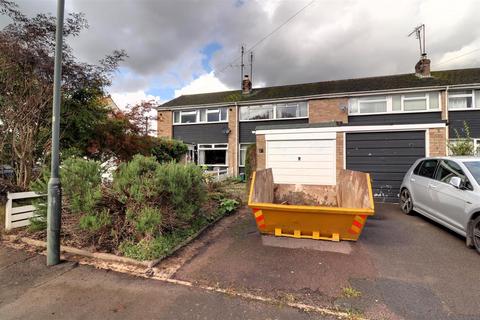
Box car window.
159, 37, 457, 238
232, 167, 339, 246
416, 159, 438, 178
413, 161, 423, 175
463, 161, 480, 185
435, 160, 466, 183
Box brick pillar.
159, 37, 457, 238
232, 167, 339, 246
336, 132, 344, 178
429, 128, 447, 157
157, 110, 173, 138
309, 98, 348, 124
227, 106, 238, 176
256, 134, 266, 170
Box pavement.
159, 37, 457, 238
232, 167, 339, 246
173, 204, 480, 320
1, 203, 480, 319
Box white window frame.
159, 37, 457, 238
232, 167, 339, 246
198, 143, 228, 167
239, 101, 308, 122
349, 92, 441, 115
178, 110, 198, 124
173, 107, 229, 125
448, 90, 476, 111
238, 143, 253, 167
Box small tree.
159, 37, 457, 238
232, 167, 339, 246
448, 122, 477, 156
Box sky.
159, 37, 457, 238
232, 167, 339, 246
2, 0, 480, 110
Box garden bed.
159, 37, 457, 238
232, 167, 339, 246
6, 156, 244, 263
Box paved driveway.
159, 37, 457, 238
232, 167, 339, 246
173, 204, 480, 320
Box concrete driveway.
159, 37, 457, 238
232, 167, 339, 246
173, 204, 480, 320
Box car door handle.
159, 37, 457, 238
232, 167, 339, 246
428, 184, 438, 189
410, 178, 416, 182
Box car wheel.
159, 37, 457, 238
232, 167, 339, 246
400, 188, 414, 215
472, 216, 480, 254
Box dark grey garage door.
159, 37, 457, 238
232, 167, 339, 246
346, 131, 425, 203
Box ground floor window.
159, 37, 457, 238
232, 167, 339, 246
239, 143, 252, 167
198, 144, 228, 168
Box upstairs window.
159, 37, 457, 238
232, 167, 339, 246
448, 90, 480, 110
349, 92, 440, 115
173, 107, 228, 124
240, 102, 307, 121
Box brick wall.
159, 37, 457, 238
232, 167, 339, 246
157, 110, 173, 138
336, 132, 344, 177
309, 98, 348, 124
256, 134, 266, 170
227, 106, 237, 175
429, 128, 447, 157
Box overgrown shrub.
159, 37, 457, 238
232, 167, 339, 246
79, 209, 111, 233
127, 206, 162, 236
448, 121, 477, 156
119, 236, 173, 261
244, 143, 256, 180
150, 138, 188, 163
62, 158, 102, 215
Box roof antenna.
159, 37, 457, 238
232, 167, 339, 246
408, 24, 426, 58
250, 51, 254, 86
240, 45, 245, 87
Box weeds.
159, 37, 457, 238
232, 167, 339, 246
342, 286, 362, 298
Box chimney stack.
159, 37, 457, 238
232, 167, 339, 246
242, 74, 252, 95
415, 54, 431, 78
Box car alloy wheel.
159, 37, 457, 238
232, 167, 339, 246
400, 188, 413, 215
473, 216, 480, 254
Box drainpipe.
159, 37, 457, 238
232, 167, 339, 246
235, 102, 239, 176
445, 86, 450, 155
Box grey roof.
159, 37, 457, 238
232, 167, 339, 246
160, 68, 480, 109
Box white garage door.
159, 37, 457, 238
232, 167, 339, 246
266, 138, 336, 185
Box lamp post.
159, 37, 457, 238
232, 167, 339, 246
47, 0, 65, 266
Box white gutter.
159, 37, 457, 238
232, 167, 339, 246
157, 83, 480, 111
234, 102, 239, 176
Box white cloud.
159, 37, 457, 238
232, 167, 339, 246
110, 90, 162, 109
174, 72, 231, 98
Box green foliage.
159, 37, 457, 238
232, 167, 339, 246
61, 158, 102, 215
28, 168, 49, 231
218, 198, 239, 215
119, 236, 174, 261
129, 206, 162, 236
150, 138, 188, 163
79, 209, 111, 232
448, 121, 477, 156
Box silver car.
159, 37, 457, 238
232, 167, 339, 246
400, 157, 480, 254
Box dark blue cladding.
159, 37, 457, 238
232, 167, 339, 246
239, 119, 309, 143
448, 110, 480, 137
173, 123, 229, 144
348, 112, 443, 126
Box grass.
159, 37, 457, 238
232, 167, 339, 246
342, 286, 362, 298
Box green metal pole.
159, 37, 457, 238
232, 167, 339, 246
47, 0, 65, 266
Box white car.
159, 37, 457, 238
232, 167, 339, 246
400, 157, 480, 253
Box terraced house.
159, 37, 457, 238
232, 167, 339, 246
157, 58, 480, 202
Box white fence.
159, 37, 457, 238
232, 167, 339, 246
5, 192, 44, 230
204, 168, 230, 181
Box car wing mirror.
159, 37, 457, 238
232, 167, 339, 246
449, 176, 462, 189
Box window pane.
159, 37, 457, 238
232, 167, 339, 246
404, 98, 427, 111
299, 102, 308, 117
248, 105, 273, 120
173, 111, 180, 123
276, 104, 298, 118
181, 112, 197, 123
392, 95, 401, 111
214, 144, 228, 149
207, 110, 220, 122
220, 107, 228, 121
348, 99, 359, 113
359, 100, 387, 113
450, 90, 472, 96
417, 159, 438, 178
240, 107, 249, 120
199, 109, 207, 122
199, 149, 226, 165
435, 160, 465, 183
449, 97, 472, 109
464, 161, 480, 185
239, 149, 246, 166
476, 90, 480, 108
429, 92, 439, 109
404, 93, 426, 99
